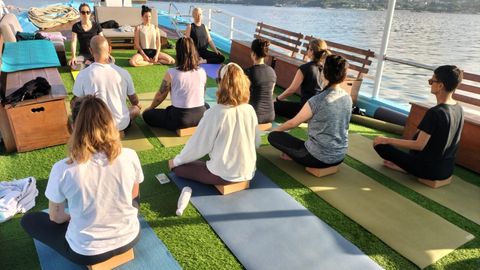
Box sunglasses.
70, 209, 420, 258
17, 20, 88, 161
428, 79, 441, 85
80, 10, 91, 15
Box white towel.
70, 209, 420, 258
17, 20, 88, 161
119, 25, 135, 32
0, 177, 38, 223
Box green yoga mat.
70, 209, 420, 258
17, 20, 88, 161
347, 133, 480, 225
65, 101, 153, 152
258, 145, 474, 269
350, 114, 404, 135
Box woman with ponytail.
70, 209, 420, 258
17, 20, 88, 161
244, 38, 277, 124
169, 63, 261, 185
274, 38, 330, 119
268, 55, 352, 169
129, 5, 175, 66
143, 37, 208, 130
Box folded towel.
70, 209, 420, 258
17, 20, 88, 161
0, 177, 38, 223
119, 25, 135, 32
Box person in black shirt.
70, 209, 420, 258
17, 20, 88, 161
244, 38, 277, 124
274, 38, 330, 119
184, 7, 225, 64
373, 65, 464, 181
68, 3, 113, 70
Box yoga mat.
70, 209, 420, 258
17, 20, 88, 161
350, 114, 404, 135
347, 133, 480, 225
169, 171, 383, 270
258, 145, 475, 269
138, 89, 279, 147
34, 213, 182, 270
199, 63, 222, 79
71, 70, 80, 80
65, 101, 153, 152
1, 40, 60, 73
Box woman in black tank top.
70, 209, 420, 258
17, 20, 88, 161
184, 7, 225, 64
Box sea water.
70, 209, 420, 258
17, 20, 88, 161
14, 1, 480, 107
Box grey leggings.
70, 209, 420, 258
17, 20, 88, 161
21, 196, 141, 266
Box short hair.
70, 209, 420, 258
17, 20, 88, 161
192, 7, 202, 15
434, 65, 463, 92
68, 95, 122, 165
216, 63, 250, 106
251, 38, 270, 58
323, 54, 349, 89
309, 38, 330, 64
79, 3, 90, 12
90, 35, 108, 55
141, 5, 152, 16
175, 37, 199, 72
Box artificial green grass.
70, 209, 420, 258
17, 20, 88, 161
0, 40, 479, 270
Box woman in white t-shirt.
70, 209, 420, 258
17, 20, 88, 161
143, 36, 209, 130
21, 96, 144, 265
168, 63, 261, 185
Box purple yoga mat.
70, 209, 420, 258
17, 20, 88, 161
200, 64, 222, 79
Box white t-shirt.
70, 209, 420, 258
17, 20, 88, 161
174, 103, 261, 182
167, 67, 206, 109
72, 63, 136, 130
45, 148, 144, 256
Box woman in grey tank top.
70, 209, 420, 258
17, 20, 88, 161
268, 55, 352, 168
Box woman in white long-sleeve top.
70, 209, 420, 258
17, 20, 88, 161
169, 63, 261, 185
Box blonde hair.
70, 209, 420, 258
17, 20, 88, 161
216, 63, 250, 106
309, 38, 330, 64
192, 7, 202, 16
67, 95, 122, 164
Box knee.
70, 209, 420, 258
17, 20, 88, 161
129, 58, 137, 67
169, 58, 175, 65
268, 131, 280, 144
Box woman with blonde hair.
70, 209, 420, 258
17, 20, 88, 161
129, 5, 175, 66
169, 63, 261, 185
185, 7, 225, 64
21, 95, 143, 266
274, 38, 330, 119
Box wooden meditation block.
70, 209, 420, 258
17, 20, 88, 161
176, 126, 197, 137
215, 181, 250, 195
306, 165, 339, 178
418, 176, 452, 189
259, 122, 272, 131
87, 248, 134, 270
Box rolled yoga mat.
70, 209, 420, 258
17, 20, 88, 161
138, 89, 279, 147
169, 171, 383, 270
65, 101, 153, 152
347, 133, 480, 226
374, 106, 408, 126
350, 114, 404, 135
257, 145, 474, 269
33, 214, 182, 270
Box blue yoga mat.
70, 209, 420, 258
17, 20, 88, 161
169, 171, 382, 270
1, 40, 60, 73
33, 214, 182, 270
200, 63, 222, 79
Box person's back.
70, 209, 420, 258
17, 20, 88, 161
245, 64, 276, 117
73, 63, 135, 130
168, 67, 206, 109
306, 88, 352, 164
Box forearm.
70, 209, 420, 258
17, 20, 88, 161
382, 137, 422, 151
277, 87, 296, 100
208, 39, 217, 51
273, 119, 297, 132
128, 94, 140, 106
149, 91, 166, 109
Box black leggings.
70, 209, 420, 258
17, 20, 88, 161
143, 104, 208, 131
268, 131, 342, 168
274, 100, 305, 119
21, 196, 141, 266
198, 48, 225, 64
374, 144, 454, 180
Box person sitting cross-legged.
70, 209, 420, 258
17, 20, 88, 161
71, 35, 141, 132
373, 65, 464, 181
268, 55, 352, 168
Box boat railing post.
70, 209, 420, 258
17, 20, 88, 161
372, 0, 397, 99
229, 16, 235, 40
208, 8, 212, 30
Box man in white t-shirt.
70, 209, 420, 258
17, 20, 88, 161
72, 35, 141, 131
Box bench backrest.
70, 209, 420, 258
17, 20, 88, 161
95, 7, 158, 27
455, 71, 480, 107
0, 13, 22, 43
302, 35, 374, 79
254, 22, 303, 58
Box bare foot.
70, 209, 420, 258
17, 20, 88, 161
199, 57, 207, 64
153, 62, 163, 65
383, 160, 407, 173
280, 152, 293, 161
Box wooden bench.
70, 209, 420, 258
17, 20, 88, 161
94, 7, 167, 50
402, 71, 480, 174
0, 68, 70, 153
